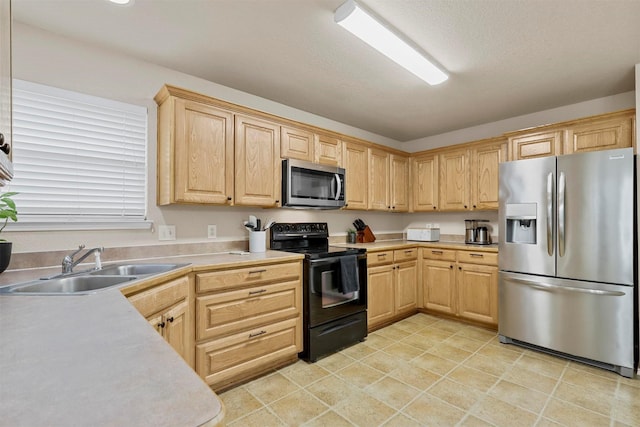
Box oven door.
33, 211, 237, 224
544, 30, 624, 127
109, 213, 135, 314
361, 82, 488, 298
305, 254, 367, 327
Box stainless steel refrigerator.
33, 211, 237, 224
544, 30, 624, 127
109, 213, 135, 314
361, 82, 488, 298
498, 147, 637, 378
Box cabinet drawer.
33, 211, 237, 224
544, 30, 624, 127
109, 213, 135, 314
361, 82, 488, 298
394, 247, 418, 263
196, 280, 301, 340
457, 251, 498, 266
196, 261, 301, 293
367, 250, 394, 266
128, 276, 189, 318
196, 317, 301, 388
421, 248, 456, 262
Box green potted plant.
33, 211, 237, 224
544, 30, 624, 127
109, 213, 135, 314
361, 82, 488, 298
0, 191, 18, 273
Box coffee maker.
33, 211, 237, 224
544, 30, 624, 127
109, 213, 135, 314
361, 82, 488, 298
464, 219, 492, 245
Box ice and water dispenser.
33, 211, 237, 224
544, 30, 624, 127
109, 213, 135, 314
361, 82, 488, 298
505, 203, 537, 244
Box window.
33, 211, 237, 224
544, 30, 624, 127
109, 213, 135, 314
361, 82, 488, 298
8, 79, 149, 230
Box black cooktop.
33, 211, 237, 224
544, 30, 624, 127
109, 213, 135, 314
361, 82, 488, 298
269, 222, 365, 259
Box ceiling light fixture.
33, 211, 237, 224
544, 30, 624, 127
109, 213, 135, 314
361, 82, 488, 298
334, 0, 448, 85
109, 0, 132, 5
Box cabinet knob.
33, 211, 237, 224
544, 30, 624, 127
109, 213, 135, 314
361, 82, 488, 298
275, 200, 279, 204
464, 205, 468, 209
167, 317, 174, 323
227, 196, 232, 201
433, 206, 436, 210
473, 205, 476, 208
450, 265, 453, 269
458, 266, 462, 270
157, 321, 165, 329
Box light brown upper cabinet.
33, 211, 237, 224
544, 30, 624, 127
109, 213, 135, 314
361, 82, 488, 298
156, 94, 234, 206
280, 125, 313, 162
507, 109, 635, 160
470, 138, 507, 210
368, 148, 390, 211
439, 148, 470, 211
235, 115, 281, 207
390, 155, 409, 212
314, 134, 342, 166
564, 110, 635, 154
342, 141, 368, 210
412, 153, 439, 211
508, 130, 563, 161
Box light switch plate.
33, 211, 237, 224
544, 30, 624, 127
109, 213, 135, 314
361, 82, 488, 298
207, 225, 217, 239
159, 225, 176, 241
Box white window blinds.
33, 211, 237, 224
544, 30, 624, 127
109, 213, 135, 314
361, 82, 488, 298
8, 79, 148, 230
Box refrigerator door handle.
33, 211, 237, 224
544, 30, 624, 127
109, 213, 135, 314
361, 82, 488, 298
546, 172, 554, 256
510, 278, 625, 297
558, 171, 566, 257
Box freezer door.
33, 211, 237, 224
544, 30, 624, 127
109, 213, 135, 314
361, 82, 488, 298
556, 148, 634, 285
499, 271, 635, 372
499, 156, 556, 276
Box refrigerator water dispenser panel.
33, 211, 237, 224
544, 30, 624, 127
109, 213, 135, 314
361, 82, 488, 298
505, 203, 537, 244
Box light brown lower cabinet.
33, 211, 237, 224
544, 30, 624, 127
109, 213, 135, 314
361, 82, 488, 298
422, 248, 498, 326
194, 260, 302, 391
367, 248, 418, 331
125, 276, 194, 367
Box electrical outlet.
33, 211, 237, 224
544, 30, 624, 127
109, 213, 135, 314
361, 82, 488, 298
159, 225, 176, 241
207, 225, 217, 239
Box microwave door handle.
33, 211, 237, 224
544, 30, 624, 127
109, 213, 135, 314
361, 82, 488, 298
334, 174, 342, 200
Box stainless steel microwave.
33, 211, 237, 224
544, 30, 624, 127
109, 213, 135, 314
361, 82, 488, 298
282, 159, 345, 209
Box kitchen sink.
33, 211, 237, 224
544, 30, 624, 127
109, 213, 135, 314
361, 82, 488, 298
89, 263, 187, 276
0, 262, 190, 295
1, 275, 138, 295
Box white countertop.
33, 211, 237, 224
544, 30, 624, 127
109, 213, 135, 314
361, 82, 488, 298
0, 290, 223, 427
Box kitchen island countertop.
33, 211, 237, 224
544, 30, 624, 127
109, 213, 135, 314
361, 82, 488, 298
0, 249, 303, 427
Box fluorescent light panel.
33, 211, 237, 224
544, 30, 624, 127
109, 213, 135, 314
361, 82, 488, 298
335, 0, 448, 85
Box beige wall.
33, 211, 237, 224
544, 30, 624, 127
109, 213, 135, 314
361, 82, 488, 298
5, 23, 636, 254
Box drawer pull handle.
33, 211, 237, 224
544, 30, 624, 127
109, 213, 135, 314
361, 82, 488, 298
248, 269, 267, 275
431, 250, 443, 255
377, 254, 387, 258
249, 289, 267, 295
404, 250, 413, 254
249, 330, 267, 339
470, 253, 484, 258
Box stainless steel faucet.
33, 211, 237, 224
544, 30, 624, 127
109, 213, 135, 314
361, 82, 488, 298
62, 245, 104, 274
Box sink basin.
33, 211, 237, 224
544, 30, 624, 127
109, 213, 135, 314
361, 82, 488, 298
2, 275, 138, 295
90, 263, 188, 276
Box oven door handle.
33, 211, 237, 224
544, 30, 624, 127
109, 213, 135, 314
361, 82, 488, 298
308, 254, 365, 265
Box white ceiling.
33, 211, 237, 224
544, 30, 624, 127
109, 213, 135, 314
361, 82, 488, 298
12, 0, 640, 142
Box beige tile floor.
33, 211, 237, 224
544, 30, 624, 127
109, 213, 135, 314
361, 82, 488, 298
219, 313, 640, 426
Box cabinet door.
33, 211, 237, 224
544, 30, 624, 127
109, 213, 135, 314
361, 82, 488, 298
342, 141, 368, 210
508, 130, 563, 161
368, 148, 390, 211
235, 115, 281, 206
395, 261, 417, 314
367, 264, 395, 329
423, 259, 456, 315
564, 112, 634, 154
439, 148, 469, 211
412, 154, 439, 211
390, 154, 409, 212
457, 263, 498, 325
172, 99, 234, 204
470, 140, 507, 210
281, 125, 313, 161
314, 134, 342, 166
163, 298, 191, 363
